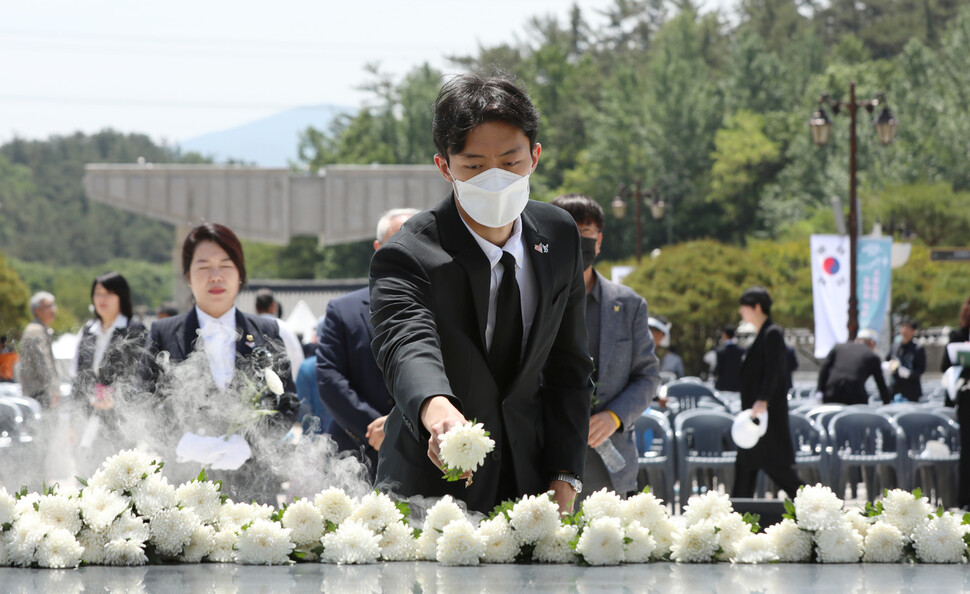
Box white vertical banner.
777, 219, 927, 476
811, 234, 850, 358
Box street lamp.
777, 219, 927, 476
809, 81, 897, 340
612, 179, 664, 263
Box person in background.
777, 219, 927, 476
649, 315, 684, 378
20, 291, 61, 409
942, 296, 970, 509
886, 318, 925, 402
785, 344, 799, 393
316, 208, 417, 480
816, 328, 891, 405
731, 286, 802, 499
70, 271, 147, 474
156, 302, 179, 319
255, 288, 305, 381
139, 222, 298, 504
713, 324, 743, 392
551, 193, 660, 499
941, 296, 970, 373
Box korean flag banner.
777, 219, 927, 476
811, 234, 849, 358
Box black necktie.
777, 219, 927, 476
489, 251, 522, 391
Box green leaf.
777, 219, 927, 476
782, 498, 796, 521
76, 476, 89, 487
742, 512, 761, 533
291, 550, 307, 560
936, 506, 945, 518
394, 500, 411, 520
196, 469, 207, 483
912, 487, 922, 499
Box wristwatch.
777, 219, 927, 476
552, 472, 583, 494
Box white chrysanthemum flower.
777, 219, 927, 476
100, 449, 159, 492
623, 520, 656, 563
348, 492, 402, 533
219, 500, 275, 533
715, 512, 754, 560
670, 519, 720, 563
649, 518, 677, 559
208, 529, 239, 563
5, 512, 45, 567
436, 519, 484, 566
379, 521, 416, 561
313, 488, 357, 526
880, 489, 933, 539
508, 493, 560, 545
844, 507, 871, 539
130, 475, 178, 519
683, 490, 734, 525
36, 493, 82, 535
912, 513, 968, 563
814, 520, 863, 563
423, 495, 466, 532
621, 491, 668, 530
35, 527, 83, 568
14, 493, 41, 517
0, 535, 9, 566
415, 529, 440, 561
234, 519, 294, 565
320, 519, 381, 565
793, 484, 844, 531
576, 516, 625, 566
863, 521, 904, 563
176, 480, 222, 525
730, 534, 777, 564
79, 486, 129, 533
281, 499, 326, 547
534, 524, 578, 564
478, 514, 518, 563
150, 507, 199, 557
0, 486, 17, 526
107, 510, 150, 543
437, 421, 495, 474
764, 519, 812, 562
103, 538, 148, 566
180, 524, 216, 563
77, 527, 108, 565
581, 488, 624, 524
264, 368, 285, 396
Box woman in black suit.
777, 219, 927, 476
942, 296, 970, 509
71, 271, 147, 474
731, 286, 802, 499
140, 223, 298, 503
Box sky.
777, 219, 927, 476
3, 0, 734, 146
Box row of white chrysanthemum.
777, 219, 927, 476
1, 449, 968, 568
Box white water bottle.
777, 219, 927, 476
594, 439, 627, 473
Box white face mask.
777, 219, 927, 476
451, 167, 531, 228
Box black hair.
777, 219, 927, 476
255, 289, 275, 313
181, 222, 247, 285
432, 72, 539, 162
899, 318, 918, 329
739, 286, 772, 316
91, 271, 134, 320
722, 324, 736, 339
551, 194, 604, 231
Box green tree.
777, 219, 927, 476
868, 182, 970, 246
0, 251, 30, 339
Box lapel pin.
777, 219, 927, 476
613, 304, 621, 312
534, 243, 549, 253
245, 334, 255, 348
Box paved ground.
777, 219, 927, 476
2, 562, 969, 593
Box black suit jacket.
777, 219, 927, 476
139, 308, 296, 416
73, 319, 147, 410
714, 341, 743, 392
369, 195, 594, 513
817, 342, 890, 405
738, 319, 794, 466
316, 287, 394, 467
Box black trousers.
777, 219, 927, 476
957, 393, 970, 509
731, 449, 802, 499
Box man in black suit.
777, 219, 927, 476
887, 319, 926, 402
316, 208, 416, 479
713, 324, 743, 392
369, 73, 593, 514
816, 328, 891, 405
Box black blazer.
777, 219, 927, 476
316, 287, 394, 464
369, 195, 594, 512
738, 319, 794, 466
817, 342, 891, 405
72, 319, 147, 403
714, 341, 744, 392
139, 308, 297, 419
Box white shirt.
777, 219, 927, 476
258, 313, 305, 381
70, 314, 129, 377
196, 306, 237, 392
459, 215, 538, 355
